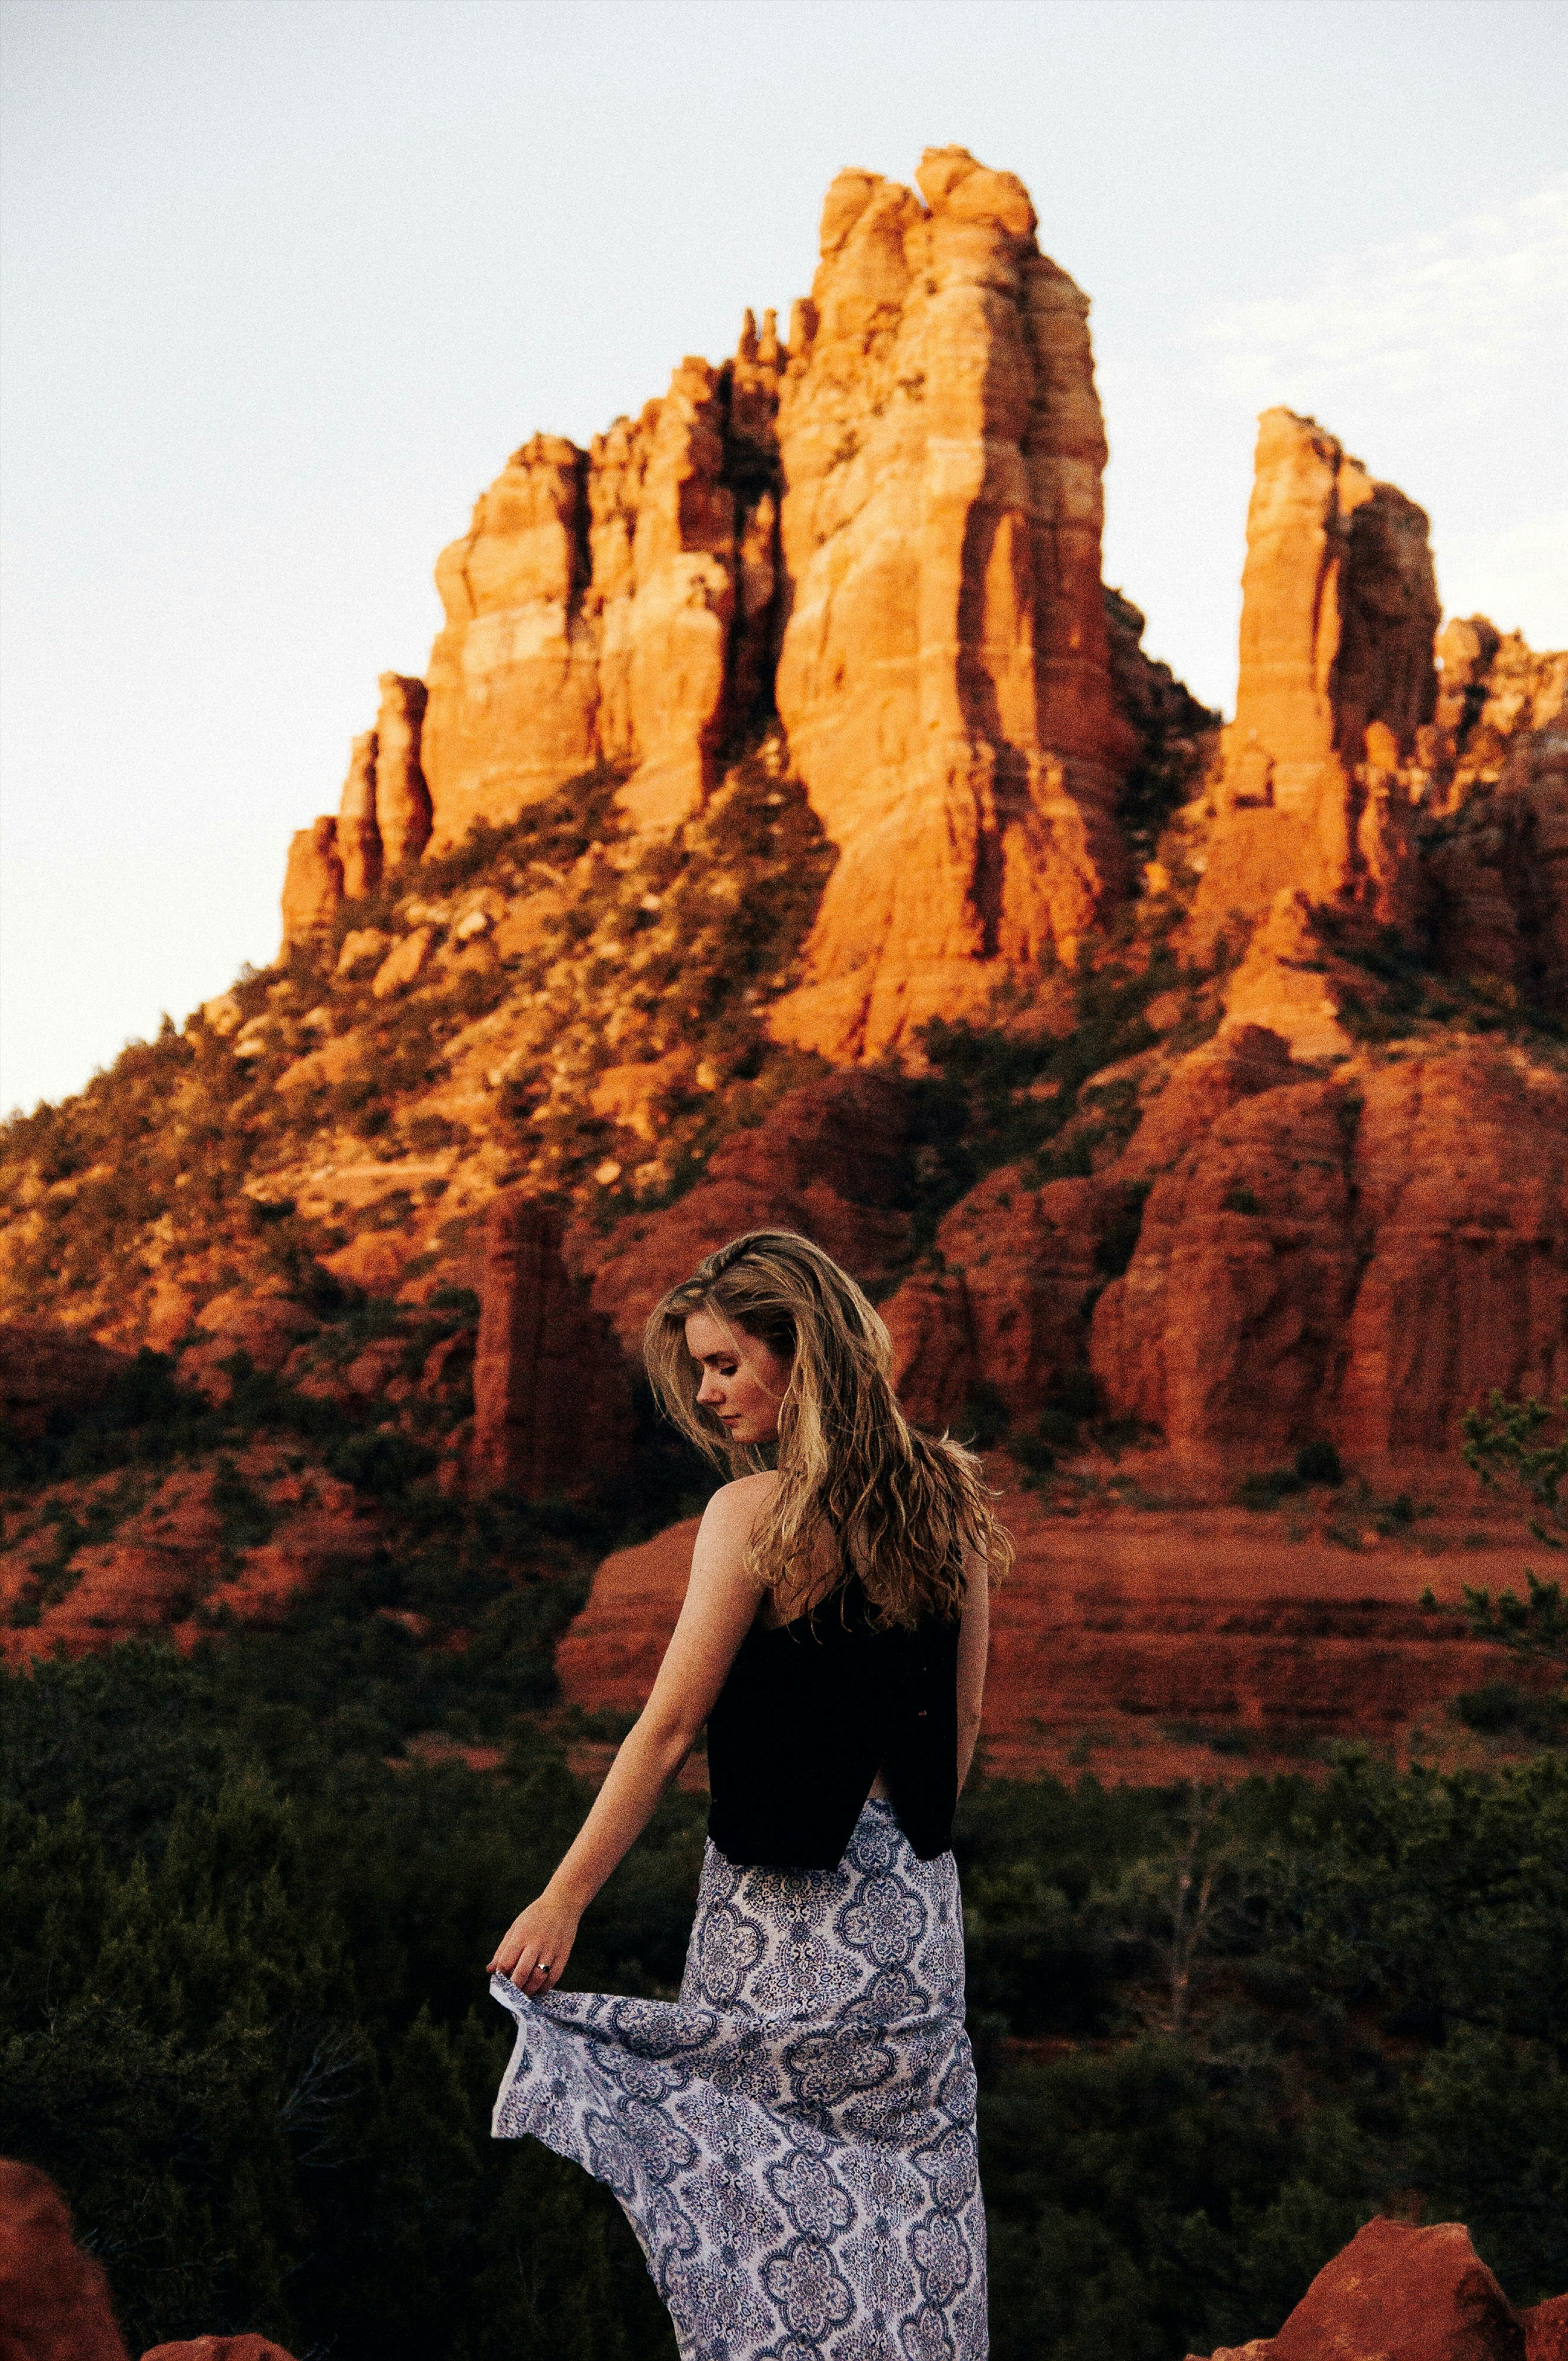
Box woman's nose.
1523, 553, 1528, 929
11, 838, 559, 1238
696, 1371, 722, 1404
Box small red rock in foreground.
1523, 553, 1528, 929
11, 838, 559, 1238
142, 2337, 299, 2361
1192, 2216, 1527, 2360
0, 2157, 129, 2361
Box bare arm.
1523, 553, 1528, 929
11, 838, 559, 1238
488, 1473, 774, 1994
955, 1551, 989, 1793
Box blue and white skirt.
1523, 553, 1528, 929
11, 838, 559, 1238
490, 1797, 988, 2360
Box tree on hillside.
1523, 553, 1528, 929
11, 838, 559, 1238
1458, 1392, 1567, 1667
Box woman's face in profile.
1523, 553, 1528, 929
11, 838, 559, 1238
685, 1309, 791, 1446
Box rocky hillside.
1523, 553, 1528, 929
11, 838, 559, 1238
2, 145, 1565, 1680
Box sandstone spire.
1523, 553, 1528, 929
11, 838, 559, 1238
1189, 408, 1439, 951
374, 673, 432, 869
336, 729, 382, 900
767, 146, 1133, 1057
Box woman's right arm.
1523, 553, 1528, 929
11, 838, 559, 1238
487, 1473, 774, 1996
955, 1549, 990, 1793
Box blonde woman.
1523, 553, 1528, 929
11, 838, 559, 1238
488, 1229, 1008, 2359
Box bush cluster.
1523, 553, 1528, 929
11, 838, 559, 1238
3, 1617, 1564, 2359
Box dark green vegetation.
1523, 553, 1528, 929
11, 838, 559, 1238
4, 1605, 1564, 2360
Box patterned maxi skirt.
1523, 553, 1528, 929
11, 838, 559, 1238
490, 1797, 987, 2360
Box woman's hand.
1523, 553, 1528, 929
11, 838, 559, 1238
488, 1891, 580, 1997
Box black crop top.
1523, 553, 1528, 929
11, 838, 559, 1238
706, 1578, 960, 1870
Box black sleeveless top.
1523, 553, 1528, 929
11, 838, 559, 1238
706, 1578, 961, 1870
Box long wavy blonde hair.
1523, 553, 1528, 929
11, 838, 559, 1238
644, 1229, 1011, 1626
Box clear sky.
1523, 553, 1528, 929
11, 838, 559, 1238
2, 0, 1564, 1116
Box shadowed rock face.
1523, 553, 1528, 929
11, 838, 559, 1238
1422, 619, 1568, 1012
471, 1194, 634, 1496
0, 1320, 129, 1440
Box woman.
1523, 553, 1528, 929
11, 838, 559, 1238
487, 1229, 1009, 2360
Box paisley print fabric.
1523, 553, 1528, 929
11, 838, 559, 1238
490, 1798, 987, 2359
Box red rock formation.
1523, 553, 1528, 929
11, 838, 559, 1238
0, 2158, 129, 2361
883, 1027, 1306, 1427
885, 1171, 1127, 1429
372, 672, 431, 868
568, 1071, 916, 1349
617, 357, 738, 831
1189, 407, 1439, 956
421, 347, 764, 848
336, 730, 382, 899
1521, 2297, 1568, 2361
283, 150, 1133, 1051
1215, 890, 1361, 1061
423, 434, 601, 846
471, 1193, 634, 1495
0, 1319, 129, 1439
1091, 1042, 1568, 1472
142, 2338, 299, 2361
555, 1516, 700, 1715
555, 1485, 1559, 1783
770, 145, 1132, 1058
1194, 2216, 1526, 2361
1422, 619, 1568, 1012
279, 815, 343, 950
0, 1460, 378, 1666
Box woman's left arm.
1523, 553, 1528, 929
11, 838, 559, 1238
955, 1551, 990, 1792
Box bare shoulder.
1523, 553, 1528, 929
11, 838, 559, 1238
700, 1470, 780, 1538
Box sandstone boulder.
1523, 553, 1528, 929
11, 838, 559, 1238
1521, 2297, 1568, 2361
471, 1193, 634, 1495
0, 2158, 129, 2361
1217, 890, 1360, 1062
1194, 2217, 1526, 2361
371, 926, 435, 998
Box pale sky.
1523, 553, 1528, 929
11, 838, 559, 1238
2, 0, 1565, 1116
